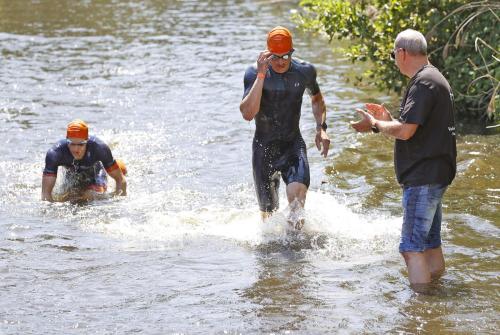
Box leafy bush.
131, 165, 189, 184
295, 0, 499, 125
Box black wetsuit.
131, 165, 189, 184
243, 58, 320, 212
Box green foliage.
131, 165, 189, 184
295, 0, 499, 123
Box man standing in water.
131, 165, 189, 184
351, 29, 457, 289
240, 26, 330, 227
42, 119, 127, 202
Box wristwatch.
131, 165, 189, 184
316, 122, 327, 131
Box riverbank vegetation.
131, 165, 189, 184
295, 0, 499, 128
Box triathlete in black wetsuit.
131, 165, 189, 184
41, 119, 127, 202
240, 26, 330, 224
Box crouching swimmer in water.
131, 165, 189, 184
41, 119, 127, 202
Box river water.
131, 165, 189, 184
0, 1, 498, 334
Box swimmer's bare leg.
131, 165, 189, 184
261, 211, 272, 221
261, 209, 281, 222
286, 182, 307, 230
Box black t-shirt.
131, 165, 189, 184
243, 58, 320, 143
395, 65, 457, 186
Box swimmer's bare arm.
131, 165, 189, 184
240, 50, 274, 121
41, 175, 56, 202
312, 92, 330, 157
108, 168, 127, 196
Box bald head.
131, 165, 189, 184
395, 29, 427, 56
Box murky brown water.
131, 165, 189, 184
0, 1, 498, 334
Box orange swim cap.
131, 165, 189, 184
116, 159, 127, 176
267, 26, 293, 54
66, 119, 89, 140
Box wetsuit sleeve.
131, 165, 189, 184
304, 63, 320, 97
243, 65, 258, 99
43, 148, 60, 176
399, 83, 435, 125
95, 142, 118, 173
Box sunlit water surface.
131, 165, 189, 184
0, 1, 498, 334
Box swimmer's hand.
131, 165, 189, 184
257, 50, 274, 75
315, 129, 330, 158
114, 188, 126, 197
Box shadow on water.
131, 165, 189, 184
237, 216, 337, 332
241, 241, 324, 333
255, 229, 329, 254
387, 279, 492, 334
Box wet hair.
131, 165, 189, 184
395, 29, 427, 56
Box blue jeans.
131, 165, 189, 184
399, 184, 448, 253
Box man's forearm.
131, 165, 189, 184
374, 119, 416, 140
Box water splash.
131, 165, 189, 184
81, 189, 401, 259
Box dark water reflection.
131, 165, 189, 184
241, 252, 318, 332
0, 0, 498, 334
